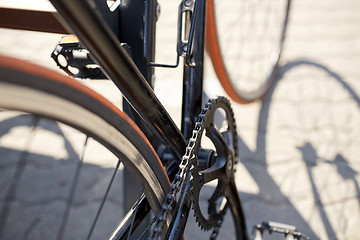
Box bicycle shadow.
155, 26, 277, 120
297, 142, 359, 240
1, 59, 359, 239
237, 59, 360, 240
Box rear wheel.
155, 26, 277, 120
0, 56, 170, 239
206, 0, 291, 103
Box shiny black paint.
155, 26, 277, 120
181, 0, 205, 140
50, 0, 187, 162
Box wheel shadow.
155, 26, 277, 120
0, 114, 124, 240
237, 59, 360, 240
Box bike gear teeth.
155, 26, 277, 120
150, 96, 238, 239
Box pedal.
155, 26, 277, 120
51, 36, 106, 79
253, 221, 309, 240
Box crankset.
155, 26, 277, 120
190, 97, 239, 231
150, 97, 247, 240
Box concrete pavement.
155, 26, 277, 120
0, 0, 359, 239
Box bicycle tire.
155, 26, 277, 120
0, 55, 171, 239
206, 0, 291, 103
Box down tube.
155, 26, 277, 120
49, 0, 186, 161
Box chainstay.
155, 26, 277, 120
149, 97, 235, 239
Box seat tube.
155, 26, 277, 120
119, 1, 157, 238
181, 0, 206, 140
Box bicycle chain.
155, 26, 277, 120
150, 96, 236, 239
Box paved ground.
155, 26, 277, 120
0, 0, 359, 239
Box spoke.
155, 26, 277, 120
87, 157, 122, 240
138, 217, 157, 240
0, 116, 39, 238
126, 186, 144, 240
57, 136, 89, 240
108, 195, 152, 240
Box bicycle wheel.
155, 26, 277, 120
0, 55, 171, 239
206, 0, 291, 103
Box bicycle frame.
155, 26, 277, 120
0, 0, 247, 238
49, 0, 187, 162
49, 0, 207, 237
49, 0, 207, 165
0, 0, 205, 170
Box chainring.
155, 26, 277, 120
150, 97, 238, 239
190, 97, 238, 231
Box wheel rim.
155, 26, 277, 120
206, 0, 290, 103
0, 57, 171, 239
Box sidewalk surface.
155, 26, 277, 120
0, 0, 359, 239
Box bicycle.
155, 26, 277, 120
0, 0, 301, 239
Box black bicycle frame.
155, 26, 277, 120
50, 0, 193, 163
50, 0, 206, 238
51, 0, 208, 162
